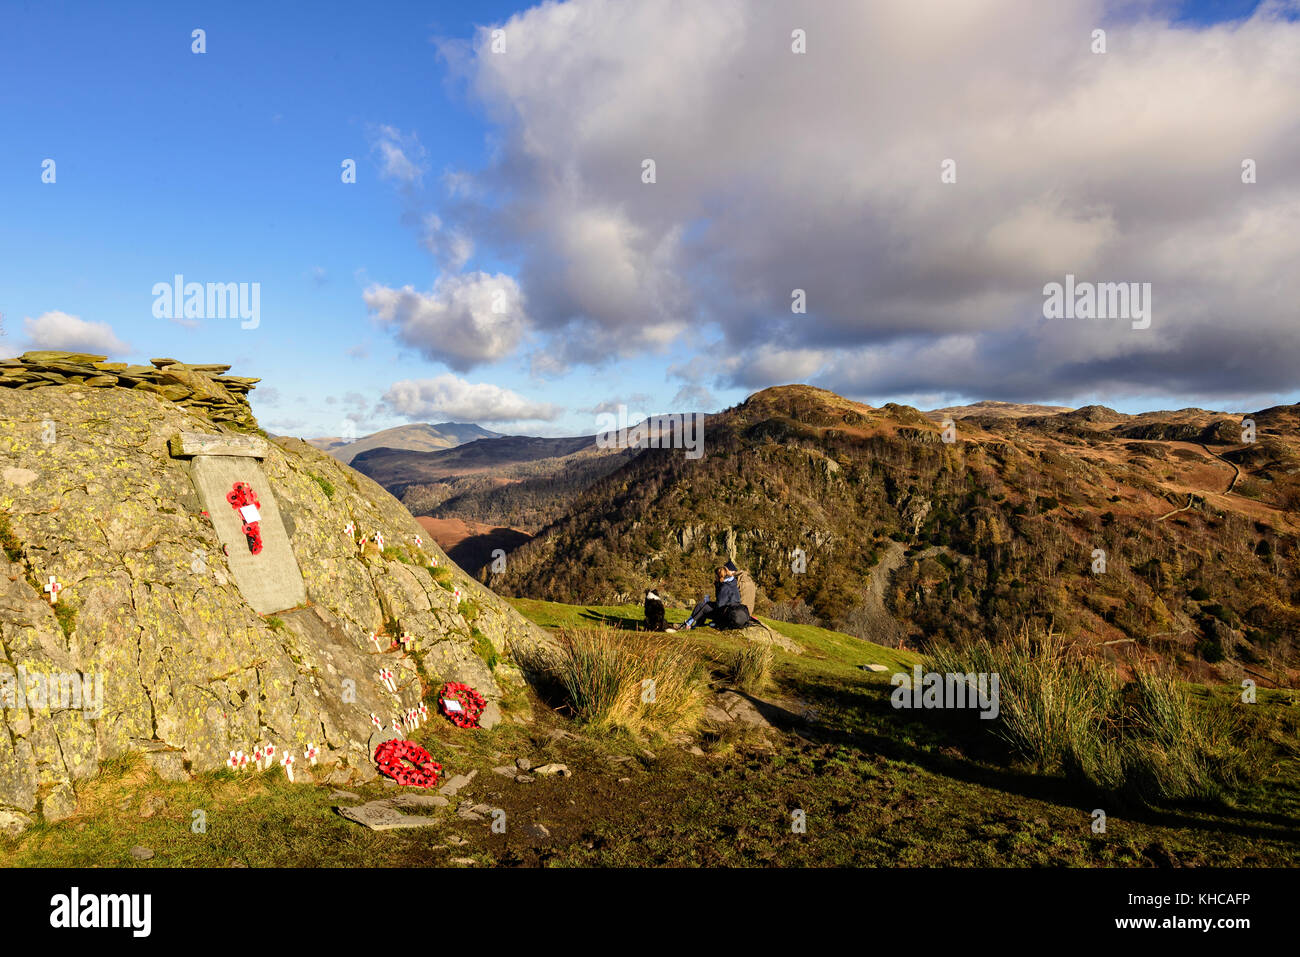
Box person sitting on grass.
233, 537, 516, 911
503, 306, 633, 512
668, 565, 749, 632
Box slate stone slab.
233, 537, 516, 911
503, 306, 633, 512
392, 793, 449, 808
438, 770, 478, 796
170, 431, 269, 458
188, 455, 307, 614
337, 800, 441, 831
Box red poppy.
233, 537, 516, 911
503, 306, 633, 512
438, 682, 486, 728
226, 481, 264, 555
374, 739, 442, 788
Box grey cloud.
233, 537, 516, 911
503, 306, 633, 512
437, 0, 1300, 403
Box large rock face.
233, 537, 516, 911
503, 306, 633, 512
0, 354, 552, 835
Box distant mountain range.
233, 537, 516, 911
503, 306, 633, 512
351, 433, 602, 493
307, 422, 502, 464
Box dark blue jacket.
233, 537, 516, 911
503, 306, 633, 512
715, 576, 741, 607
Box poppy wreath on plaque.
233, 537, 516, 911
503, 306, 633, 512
225, 481, 264, 555
439, 682, 486, 728
374, 739, 442, 788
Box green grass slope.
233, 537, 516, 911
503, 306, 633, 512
4, 600, 1296, 867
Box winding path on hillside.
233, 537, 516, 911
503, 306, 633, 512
1138, 440, 1241, 522
1155, 494, 1198, 522
1197, 442, 1241, 493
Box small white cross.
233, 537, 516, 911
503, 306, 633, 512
43, 576, 62, 604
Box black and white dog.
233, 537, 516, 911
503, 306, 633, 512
643, 589, 666, 631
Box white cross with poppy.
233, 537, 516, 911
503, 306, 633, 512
414, 535, 423, 548
344, 521, 356, 537
398, 631, 414, 651
227, 751, 240, 770
43, 576, 62, 604
369, 632, 383, 652
304, 744, 320, 765
374, 531, 385, 551
370, 713, 382, 729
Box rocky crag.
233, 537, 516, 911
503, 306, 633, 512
0, 352, 552, 836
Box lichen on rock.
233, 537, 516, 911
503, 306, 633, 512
0, 354, 553, 832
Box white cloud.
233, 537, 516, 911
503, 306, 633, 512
22, 311, 129, 356
671, 384, 716, 410
419, 214, 474, 271
581, 394, 653, 415
382, 374, 561, 423
369, 124, 428, 185
363, 273, 527, 372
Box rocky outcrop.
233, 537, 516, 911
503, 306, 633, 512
0, 354, 552, 834
896, 427, 945, 445
1, 352, 260, 431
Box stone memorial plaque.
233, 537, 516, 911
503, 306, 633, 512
182, 442, 307, 614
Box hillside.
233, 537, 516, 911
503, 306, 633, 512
308, 422, 501, 464
415, 516, 533, 577
356, 435, 635, 532
491, 385, 1300, 686
927, 400, 1074, 420
0, 352, 551, 836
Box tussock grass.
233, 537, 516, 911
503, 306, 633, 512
927, 627, 1263, 806
520, 627, 707, 736
729, 642, 774, 694
307, 471, 335, 499
471, 627, 498, 670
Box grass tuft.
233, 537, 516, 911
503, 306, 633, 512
728, 642, 774, 694
0, 511, 23, 563
927, 626, 1264, 806
523, 627, 708, 737
54, 602, 77, 638
307, 472, 335, 499
471, 627, 498, 670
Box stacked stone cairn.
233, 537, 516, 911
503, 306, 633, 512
0, 352, 260, 430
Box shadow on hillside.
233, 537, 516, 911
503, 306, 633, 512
580, 610, 645, 631
445, 527, 533, 576
787, 677, 1300, 848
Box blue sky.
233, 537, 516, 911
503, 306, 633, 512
2, 0, 1297, 438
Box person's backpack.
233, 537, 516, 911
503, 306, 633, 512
735, 568, 757, 612
716, 603, 752, 630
